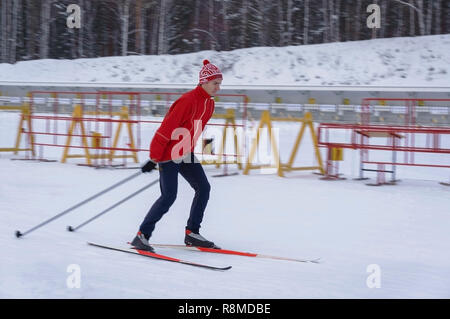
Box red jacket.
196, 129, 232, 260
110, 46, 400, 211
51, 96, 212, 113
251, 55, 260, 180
149, 85, 215, 162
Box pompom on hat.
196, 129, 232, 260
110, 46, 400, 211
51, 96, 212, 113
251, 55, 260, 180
199, 59, 223, 84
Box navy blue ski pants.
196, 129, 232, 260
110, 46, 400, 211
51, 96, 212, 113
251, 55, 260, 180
139, 153, 210, 238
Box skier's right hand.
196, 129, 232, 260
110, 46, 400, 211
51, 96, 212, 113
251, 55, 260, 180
141, 160, 157, 173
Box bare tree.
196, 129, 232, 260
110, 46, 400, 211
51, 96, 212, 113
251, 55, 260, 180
393, 0, 426, 36
286, 0, 293, 45
1, 0, 9, 62
241, 0, 249, 48
354, 0, 362, 40
303, 0, 310, 44
416, 0, 425, 35
40, 0, 51, 59
328, 0, 339, 42
425, 0, 432, 34
208, 0, 215, 50
8, 0, 21, 63
335, 0, 341, 42
380, 0, 387, 38
344, 0, 351, 41
149, 2, 159, 54
409, 0, 415, 35
191, 0, 200, 51
322, 0, 329, 42
434, 0, 441, 34
77, 0, 84, 58
133, 0, 149, 54
83, 0, 96, 58
221, 0, 230, 50
249, 0, 263, 47
135, 0, 143, 54
157, 0, 166, 54
120, 0, 130, 56
1, 0, 23, 63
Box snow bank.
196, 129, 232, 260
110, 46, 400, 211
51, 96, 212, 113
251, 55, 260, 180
0, 35, 449, 86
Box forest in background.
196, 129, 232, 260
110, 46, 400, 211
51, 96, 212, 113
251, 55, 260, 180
0, 0, 449, 64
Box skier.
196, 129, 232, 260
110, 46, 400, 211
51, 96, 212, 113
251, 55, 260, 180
131, 60, 223, 252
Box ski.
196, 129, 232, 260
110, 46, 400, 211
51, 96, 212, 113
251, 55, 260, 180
87, 242, 232, 271
150, 244, 321, 264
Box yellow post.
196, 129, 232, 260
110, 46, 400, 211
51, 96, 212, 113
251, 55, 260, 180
308, 98, 316, 104
243, 110, 283, 177
267, 113, 283, 177
307, 112, 325, 174
91, 132, 102, 149
0, 92, 35, 155
283, 112, 324, 174
109, 106, 139, 163
125, 111, 139, 163
14, 106, 35, 156
212, 109, 242, 170
243, 111, 324, 177
331, 148, 344, 161
61, 104, 92, 165
286, 115, 308, 168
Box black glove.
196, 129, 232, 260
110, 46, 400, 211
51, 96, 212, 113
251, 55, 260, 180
141, 160, 157, 173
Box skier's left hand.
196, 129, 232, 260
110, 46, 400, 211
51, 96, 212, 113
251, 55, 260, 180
141, 160, 157, 173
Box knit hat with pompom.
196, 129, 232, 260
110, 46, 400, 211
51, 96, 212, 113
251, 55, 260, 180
199, 59, 223, 84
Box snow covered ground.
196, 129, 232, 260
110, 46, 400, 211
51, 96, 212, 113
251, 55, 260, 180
1, 110, 449, 299
0, 34, 449, 86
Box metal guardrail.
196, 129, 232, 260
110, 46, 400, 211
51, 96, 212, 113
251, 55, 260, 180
1, 80, 449, 126
1, 81, 450, 104
1, 94, 449, 127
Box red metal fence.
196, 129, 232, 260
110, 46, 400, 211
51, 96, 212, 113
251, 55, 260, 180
318, 98, 450, 185
21, 90, 248, 167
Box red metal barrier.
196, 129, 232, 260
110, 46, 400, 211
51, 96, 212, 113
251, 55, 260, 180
317, 122, 450, 185
23, 90, 248, 168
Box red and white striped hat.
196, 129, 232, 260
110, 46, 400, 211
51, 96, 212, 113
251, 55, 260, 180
199, 59, 223, 84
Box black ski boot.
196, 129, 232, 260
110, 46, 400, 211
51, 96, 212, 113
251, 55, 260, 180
130, 231, 155, 252
184, 229, 220, 249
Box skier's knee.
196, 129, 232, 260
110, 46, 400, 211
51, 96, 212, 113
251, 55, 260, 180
198, 181, 210, 197
161, 193, 177, 207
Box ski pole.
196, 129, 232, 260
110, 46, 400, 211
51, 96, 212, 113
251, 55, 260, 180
67, 178, 159, 232
15, 171, 142, 238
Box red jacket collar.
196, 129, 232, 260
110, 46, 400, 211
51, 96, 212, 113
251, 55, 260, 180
195, 85, 212, 99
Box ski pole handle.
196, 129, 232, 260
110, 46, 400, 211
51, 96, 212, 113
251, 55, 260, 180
15, 171, 143, 238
